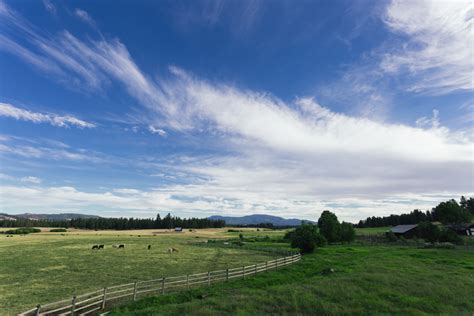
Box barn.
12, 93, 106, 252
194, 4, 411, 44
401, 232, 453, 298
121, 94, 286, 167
445, 223, 474, 236
389, 224, 418, 238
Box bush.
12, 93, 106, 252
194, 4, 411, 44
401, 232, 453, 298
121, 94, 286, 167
340, 222, 355, 243
386, 231, 397, 242
439, 229, 463, 244
227, 229, 241, 233
288, 224, 326, 253
5, 227, 41, 234
50, 228, 67, 232
417, 221, 440, 243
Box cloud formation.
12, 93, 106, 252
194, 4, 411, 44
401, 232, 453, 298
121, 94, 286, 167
0, 102, 95, 128
381, 0, 473, 94
0, 1, 473, 221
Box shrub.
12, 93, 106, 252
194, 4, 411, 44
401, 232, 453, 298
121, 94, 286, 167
439, 229, 463, 244
417, 221, 440, 243
5, 227, 41, 234
289, 224, 326, 254
50, 228, 67, 232
340, 222, 355, 243
227, 229, 241, 233
239, 233, 244, 240
386, 231, 397, 242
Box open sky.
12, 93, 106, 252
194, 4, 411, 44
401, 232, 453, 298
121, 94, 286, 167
0, 0, 473, 222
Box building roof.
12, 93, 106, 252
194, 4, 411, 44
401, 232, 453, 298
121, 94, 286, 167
390, 224, 418, 234
445, 223, 474, 230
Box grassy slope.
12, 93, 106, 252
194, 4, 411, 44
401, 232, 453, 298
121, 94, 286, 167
0, 230, 278, 315
111, 245, 474, 315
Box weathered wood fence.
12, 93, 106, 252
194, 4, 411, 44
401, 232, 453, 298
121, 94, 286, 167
19, 253, 301, 316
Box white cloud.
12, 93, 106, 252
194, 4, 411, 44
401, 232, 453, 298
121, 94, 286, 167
0, 102, 95, 128
381, 0, 474, 94
74, 9, 96, 28
20, 176, 41, 184
148, 126, 166, 136
1, 2, 473, 221
43, 0, 56, 14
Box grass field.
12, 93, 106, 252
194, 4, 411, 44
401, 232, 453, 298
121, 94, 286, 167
111, 244, 474, 315
0, 228, 280, 315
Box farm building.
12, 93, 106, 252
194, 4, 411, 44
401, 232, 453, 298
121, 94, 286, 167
389, 224, 418, 238
445, 223, 474, 236
174, 227, 183, 232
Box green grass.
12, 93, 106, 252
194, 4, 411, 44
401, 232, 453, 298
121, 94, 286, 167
110, 244, 474, 315
0, 231, 279, 315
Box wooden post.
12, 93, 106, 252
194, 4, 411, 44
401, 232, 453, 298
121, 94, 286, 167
70, 295, 76, 315
34, 304, 41, 316
186, 274, 189, 289
275, 258, 278, 269
265, 261, 268, 272
254, 264, 257, 275
101, 288, 108, 310
133, 282, 138, 301
284, 256, 287, 266
243, 266, 245, 279
226, 269, 229, 282
161, 277, 165, 295
207, 271, 211, 285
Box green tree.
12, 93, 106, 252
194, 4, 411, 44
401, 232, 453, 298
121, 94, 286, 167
433, 200, 472, 224
317, 210, 341, 243
340, 222, 355, 243
460, 196, 474, 216
289, 224, 326, 253
417, 221, 440, 243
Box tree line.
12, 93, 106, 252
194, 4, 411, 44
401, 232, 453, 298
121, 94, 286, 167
0, 213, 225, 230
356, 196, 474, 228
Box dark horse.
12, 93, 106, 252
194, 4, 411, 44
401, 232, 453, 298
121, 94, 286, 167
92, 245, 99, 250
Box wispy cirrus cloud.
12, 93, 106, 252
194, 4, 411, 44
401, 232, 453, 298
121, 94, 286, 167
74, 8, 96, 28
42, 0, 56, 14
381, 0, 473, 95
0, 1, 473, 221
0, 102, 95, 128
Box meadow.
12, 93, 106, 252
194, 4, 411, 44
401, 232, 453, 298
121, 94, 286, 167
0, 228, 281, 315
111, 244, 474, 315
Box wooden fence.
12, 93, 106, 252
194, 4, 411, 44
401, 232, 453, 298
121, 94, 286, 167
19, 253, 301, 316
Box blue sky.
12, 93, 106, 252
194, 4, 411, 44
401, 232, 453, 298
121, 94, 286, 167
0, 0, 473, 222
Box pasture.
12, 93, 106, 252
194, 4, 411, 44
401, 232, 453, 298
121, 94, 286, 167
0, 228, 280, 315
111, 244, 474, 315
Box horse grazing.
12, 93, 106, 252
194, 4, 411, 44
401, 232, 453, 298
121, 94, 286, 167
92, 245, 99, 250
148, 245, 151, 250
118, 244, 125, 249
167, 247, 178, 253
98, 245, 104, 249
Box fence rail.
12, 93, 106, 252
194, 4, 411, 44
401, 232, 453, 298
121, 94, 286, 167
19, 253, 301, 316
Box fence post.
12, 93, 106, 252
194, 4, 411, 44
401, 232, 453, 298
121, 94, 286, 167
133, 282, 138, 301
101, 287, 108, 310
161, 277, 165, 295
35, 304, 41, 316
207, 271, 211, 285
70, 295, 76, 315
254, 264, 257, 275
265, 261, 268, 272
276, 258, 278, 269
226, 269, 229, 282
186, 274, 189, 289
243, 266, 245, 279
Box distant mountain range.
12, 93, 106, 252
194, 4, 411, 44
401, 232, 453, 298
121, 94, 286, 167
1, 212, 313, 227
208, 214, 316, 227
0, 213, 100, 221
